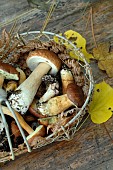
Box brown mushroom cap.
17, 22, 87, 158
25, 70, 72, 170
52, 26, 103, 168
0, 62, 19, 80
29, 99, 46, 118
26, 49, 62, 75
66, 83, 84, 107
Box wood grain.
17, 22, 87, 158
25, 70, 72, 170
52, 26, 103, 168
2, 118, 113, 170
0, 0, 113, 169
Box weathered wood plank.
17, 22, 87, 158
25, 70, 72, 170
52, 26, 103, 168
2, 118, 113, 170
0, 0, 113, 50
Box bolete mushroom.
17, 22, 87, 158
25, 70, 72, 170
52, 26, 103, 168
60, 68, 74, 94
29, 99, 46, 118
37, 82, 84, 116
2, 106, 45, 143
0, 62, 19, 88
27, 125, 45, 145
8, 49, 62, 114
39, 75, 59, 103
11, 120, 21, 143
16, 67, 26, 85
5, 80, 17, 92
1, 105, 34, 134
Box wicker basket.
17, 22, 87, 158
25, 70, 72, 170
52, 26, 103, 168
0, 31, 93, 163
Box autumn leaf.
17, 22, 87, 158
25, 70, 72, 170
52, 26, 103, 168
89, 81, 113, 124
53, 30, 93, 62
64, 30, 93, 62
53, 33, 63, 44
93, 42, 113, 77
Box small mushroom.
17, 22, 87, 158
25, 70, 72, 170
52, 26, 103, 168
39, 75, 59, 103
16, 67, 26, 85
37, 82, 84, 116
0, 62, 19, 88
60, 68, 74, 94
1, 105, 34, 135
5, 80, 18, 92
11, 120, 21, 143
8, 49, 62, 114
2, 106, 46, 142
26, 125, 46, 145
66, 83, 84, 107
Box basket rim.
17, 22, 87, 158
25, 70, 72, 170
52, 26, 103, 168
20, 30, 94, 138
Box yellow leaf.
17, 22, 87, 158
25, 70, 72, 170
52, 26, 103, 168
93, 42, 113, 77
53, 30, 93, 62
98, 59, 113, 77
64, 30, 93, 62
53, 33, 63, 44
69, 50, 84, 62
89, 81, 113, 124
93, 42, 110, 60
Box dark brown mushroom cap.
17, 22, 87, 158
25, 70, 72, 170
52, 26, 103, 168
27, 49, 62, 75
0, 62, 19, 80
66, 82, 84, 107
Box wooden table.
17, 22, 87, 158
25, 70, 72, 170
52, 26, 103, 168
0, 0, 113, 169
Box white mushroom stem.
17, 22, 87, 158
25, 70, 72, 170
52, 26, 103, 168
9, 63, 51, 114
39, 82, 59, 103
9, 49, 61, 114
60, 68, 74, 94
38, 94, 73, 116
38, 82, 84, 116
26, 125, 45, 142
18, 62, 51, 94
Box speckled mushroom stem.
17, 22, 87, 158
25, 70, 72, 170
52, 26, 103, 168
18, 62, 51, 97
9, 62, 51, 114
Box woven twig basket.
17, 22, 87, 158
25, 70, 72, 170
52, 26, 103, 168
0, 31, 93, 163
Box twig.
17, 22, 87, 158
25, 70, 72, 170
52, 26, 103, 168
85, 9, 91, 31
0, 8, 39, 28
9, 21, 17, 35
90, 7, 97, 48
39, 0, 58, 35
76, 114, 90, 132
103, 123, 113, 143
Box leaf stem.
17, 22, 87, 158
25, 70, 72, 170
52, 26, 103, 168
103, 123, 113, 143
